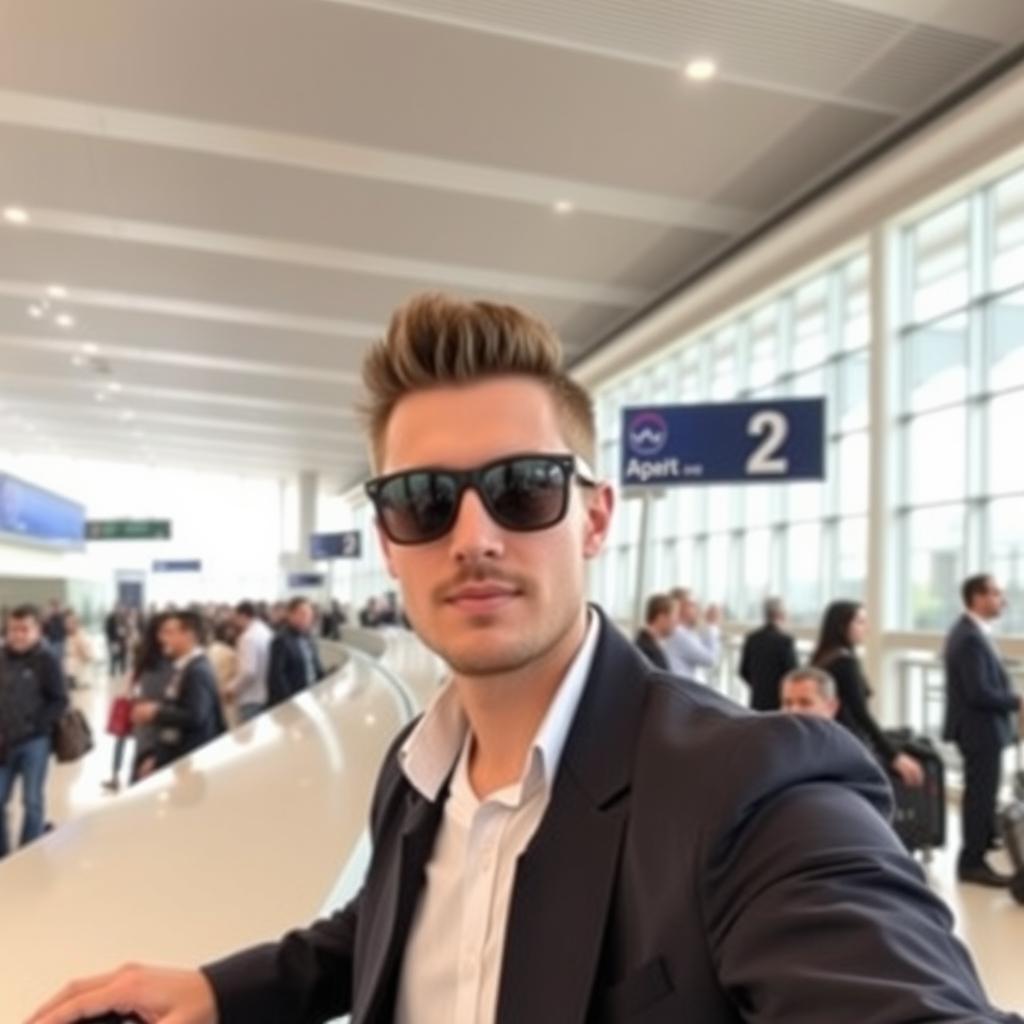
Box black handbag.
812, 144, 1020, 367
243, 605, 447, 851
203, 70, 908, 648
52, 707, 94, 763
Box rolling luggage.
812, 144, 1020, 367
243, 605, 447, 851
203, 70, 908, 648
1000, 800, 1024, 905
883, 729, 946, 856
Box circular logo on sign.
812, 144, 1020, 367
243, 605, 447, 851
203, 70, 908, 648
627, 412, 668, 456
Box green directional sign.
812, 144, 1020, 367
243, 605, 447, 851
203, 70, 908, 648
86, 519, 172, 541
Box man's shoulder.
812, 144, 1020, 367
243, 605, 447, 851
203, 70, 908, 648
634, 672, 889, 824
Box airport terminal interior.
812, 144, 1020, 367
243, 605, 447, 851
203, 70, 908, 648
3, 0, 1024, 1020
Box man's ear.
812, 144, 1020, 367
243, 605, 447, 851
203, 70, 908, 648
582, 482, 614, 560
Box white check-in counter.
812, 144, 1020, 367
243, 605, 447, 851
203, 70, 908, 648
0, 641, 425, 1021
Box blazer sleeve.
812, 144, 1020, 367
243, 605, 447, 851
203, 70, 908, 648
831, 655, 899, 765
201, 722, 417, 1024
738, 636, 753, 685
266, 636, 287, 707
38, 648, 69, 735
955, 635, 1021, 714
153, 665, 215, 733
702, 717, 1021, 1023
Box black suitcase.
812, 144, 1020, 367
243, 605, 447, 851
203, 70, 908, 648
999, 800, 1024, 905
883, 730, 946, 855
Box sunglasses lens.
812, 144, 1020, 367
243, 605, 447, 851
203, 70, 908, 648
377, 471, 459, 543
482, 457, 570, 531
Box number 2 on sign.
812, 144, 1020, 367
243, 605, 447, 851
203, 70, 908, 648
746, 411, 789, 475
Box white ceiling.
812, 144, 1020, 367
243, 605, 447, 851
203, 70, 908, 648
0, 0, 1022, 486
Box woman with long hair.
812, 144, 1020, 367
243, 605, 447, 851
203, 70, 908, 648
811, 600, 924, 788
102, 611, 172, 791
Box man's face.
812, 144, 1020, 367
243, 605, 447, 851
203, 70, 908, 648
6, 616, 40, 653
677, 597, 699, 628
975, 579, 1006, 620
781, 679, 838, 719
159, 618, 188, 659
288, 602, 314, 633
375, 376, 613, 677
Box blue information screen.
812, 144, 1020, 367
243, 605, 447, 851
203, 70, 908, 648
0, 472, 86, 546
310, 530, 362, 560
288, 572, 326, 588
152, 559, 202, 573
621, 399, 826, 488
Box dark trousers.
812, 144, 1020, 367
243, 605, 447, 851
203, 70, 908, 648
958, 742, 1002, 870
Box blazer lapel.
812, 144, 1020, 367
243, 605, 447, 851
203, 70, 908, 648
355, 788, 445, 1024
496, 613, 652, 1024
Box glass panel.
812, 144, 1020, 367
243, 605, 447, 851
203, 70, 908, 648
745, 481, 778, 527
792, 276, 829, 371
910, 200, 970, 322
992, 167, 1024, 292
836, 431, 869, 516
675, 535, 696, 589
905, 313, 968, 412
786, 522, 823, 624
707, 486, 735, 532
706, 532, 729, 604
989, 496, 1024, 635
988, 288, 1024, 393
906, 505, 965, 630
678, 346, 703, 400
836, 516, 868, 601
741, 528, 772, 620
989, 391, 1024, 496
748, 303, 782, 389
906, 407, 966, 505
842, 254, 870, 352
710, 329, 738, 399
838, 350, 869, 431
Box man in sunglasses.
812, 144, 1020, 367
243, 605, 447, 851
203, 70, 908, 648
29, 294, 1018, 1023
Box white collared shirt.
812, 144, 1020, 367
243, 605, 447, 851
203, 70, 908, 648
663, 623, 720, 682
229, 618, 273, 705
394, 611, 601, 1024
966, 610, 994, 637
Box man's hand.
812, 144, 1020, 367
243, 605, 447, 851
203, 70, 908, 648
892, 752, 925, 788
130, 702, 159, 726
25, 963, 217, 1024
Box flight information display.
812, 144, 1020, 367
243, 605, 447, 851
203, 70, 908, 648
0, 472, 86, 547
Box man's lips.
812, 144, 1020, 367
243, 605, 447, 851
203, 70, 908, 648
444, 583, 520, 610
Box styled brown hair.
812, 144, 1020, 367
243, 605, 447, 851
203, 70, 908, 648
644, 593, 674, 625
361, 293, 596, 469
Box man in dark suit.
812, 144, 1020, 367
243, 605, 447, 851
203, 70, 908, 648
28, 295, 1020, 1024
943, 574, 1022, 887
739, 596, 798, 711
266, 597, 327, 708
130, 610, 225, 775
633, 592, 674, 670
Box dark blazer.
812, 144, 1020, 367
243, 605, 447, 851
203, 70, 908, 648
633, 626, 668, 671
943, 614, 1020, 751
738, 623, 798, 711
152, 653, 225, 768
817, 650, 900, 766
267, 628, 326, 708
203, 614, 1019, 1024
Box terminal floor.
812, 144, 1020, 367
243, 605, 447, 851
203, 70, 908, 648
7, 668, 1024, 1012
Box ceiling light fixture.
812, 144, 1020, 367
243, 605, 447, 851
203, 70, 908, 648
71, 355, 86, 368
3, 206, 29, 225
27, 304, 44, 319
685, 58, 718, 82
55, 313, 75, 329
94, 392, 108, 403
81, 342, 99, 356
119, 409, 135, 421
107, 381, 123, 393
554, 199, 574, 214
47, 285, 67, 299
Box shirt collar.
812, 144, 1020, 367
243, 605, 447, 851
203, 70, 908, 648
401, 610, 601, 802
173, 646, 203, 671
966, 611, 993, 636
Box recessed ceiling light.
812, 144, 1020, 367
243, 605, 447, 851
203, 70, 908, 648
71, 355, 86, 368
55, 313, 75, 329
685, 58, 718, 82
27, 304, 44, 319
47, 285, 67, 299
107, 381, 123, 393
119, 409, 135, 421
3, 207, 29, 225
81, 342, 99, 356
94, 392, 107, 403
554, 200, 574, 214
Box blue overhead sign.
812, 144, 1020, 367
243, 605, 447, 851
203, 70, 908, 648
288, 572, 326, 588
310, 530, 362, 560
152, 559, 202, 573
621, 399, 826, 488
0, 472, 85, 547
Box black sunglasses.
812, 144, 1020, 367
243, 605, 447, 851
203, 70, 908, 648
365, 453, 597, 545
